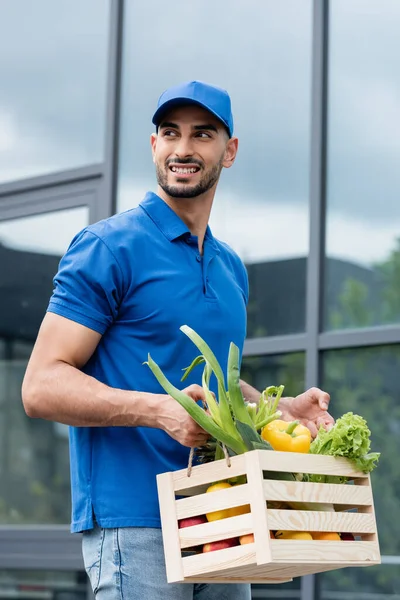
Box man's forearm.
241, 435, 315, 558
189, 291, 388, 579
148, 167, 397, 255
22, 361, 162, 428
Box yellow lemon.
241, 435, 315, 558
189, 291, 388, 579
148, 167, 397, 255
205, 482, 232, 521
229, 504, 251, 517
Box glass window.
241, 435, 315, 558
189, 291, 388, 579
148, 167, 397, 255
0, 570, 87, 599
0, 0, 109, 184
252, 578, 300, 600
317, 563, 400, 600
321, 346, 400, 557
324, 1, 400, 330
118, 0, 312, 337
241, 353, 305, 398
0, 207, 89, 524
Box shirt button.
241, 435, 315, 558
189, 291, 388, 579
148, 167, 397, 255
196, 255, 201, 262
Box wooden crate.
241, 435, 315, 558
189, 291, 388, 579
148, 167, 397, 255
157, 449, 380, 584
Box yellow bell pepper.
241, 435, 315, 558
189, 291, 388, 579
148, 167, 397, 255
275, 530, 313, 540
261, 419, 311, 453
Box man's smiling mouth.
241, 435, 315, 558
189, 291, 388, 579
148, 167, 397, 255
169, 165, 201, 175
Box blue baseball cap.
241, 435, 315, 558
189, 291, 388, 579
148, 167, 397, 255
152, 80, 234, 137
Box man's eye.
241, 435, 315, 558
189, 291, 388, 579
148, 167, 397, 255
163, 130, 178, 137
196, 132, 212, 138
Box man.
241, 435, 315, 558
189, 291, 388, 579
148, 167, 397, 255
22, 81, 333, 599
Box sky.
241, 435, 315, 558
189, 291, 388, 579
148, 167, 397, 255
0, 0, 399, 269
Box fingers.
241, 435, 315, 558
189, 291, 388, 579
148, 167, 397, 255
306, 421, 318, 439
307, 387, 330, 410
318, 392, 330, 411
185, 384, 206, 400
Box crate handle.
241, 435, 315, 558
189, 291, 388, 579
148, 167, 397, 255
187, 444, 231, 477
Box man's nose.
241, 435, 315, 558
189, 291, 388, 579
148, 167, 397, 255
174, 136, 194, 157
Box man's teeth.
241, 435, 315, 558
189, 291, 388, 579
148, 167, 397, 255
171, 167, 198, 174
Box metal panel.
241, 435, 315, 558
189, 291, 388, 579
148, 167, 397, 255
0, 165, 103, 199
0, 174, 102, 221
244, 335, 307, 356
0, 0, 122, 578
305, 0, 329, 390
301, 3, 330, 600
319, 325, 400, 350
0, 527, 83, 570
96, 0, 124, 223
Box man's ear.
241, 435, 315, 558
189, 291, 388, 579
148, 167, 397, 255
222, 137, 239, 169
150, 133, 157, 163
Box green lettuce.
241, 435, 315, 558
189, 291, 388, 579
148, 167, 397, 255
309, 412, 380, 478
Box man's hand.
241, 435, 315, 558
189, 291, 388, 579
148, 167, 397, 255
156, 384, 210, 448
279, 387, 334, 438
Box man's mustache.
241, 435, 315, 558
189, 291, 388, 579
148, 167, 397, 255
166, 158, 203, 168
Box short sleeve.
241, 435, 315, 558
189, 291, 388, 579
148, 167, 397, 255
47, 229, 125, 335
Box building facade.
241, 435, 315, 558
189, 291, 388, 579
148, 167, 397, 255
0, 0, 399, 598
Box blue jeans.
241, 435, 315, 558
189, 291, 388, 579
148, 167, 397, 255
82, 524, 251, 599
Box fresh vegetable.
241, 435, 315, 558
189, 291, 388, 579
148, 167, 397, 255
239, 533, 254, 545
261, 419, 311, 453
275, 530, 313, 540
205, 482, 233, 521
205, 481, 250, 521
309, 412, 380, 481
178, 515, 207, 528
145, 325, 277, 459
203, 538, 239, 552
312, 532, 341, 541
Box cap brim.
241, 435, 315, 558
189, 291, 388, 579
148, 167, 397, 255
152, 97, 231, 137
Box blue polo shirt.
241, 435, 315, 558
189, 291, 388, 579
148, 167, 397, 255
47, 191, 248, 532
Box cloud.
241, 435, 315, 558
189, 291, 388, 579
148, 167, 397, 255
0, 0, 109, 183
0, 207, 89, 255
0, 0, 399, 238
118, 179, 397, 268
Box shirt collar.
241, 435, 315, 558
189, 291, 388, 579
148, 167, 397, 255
139, 191, 217, 249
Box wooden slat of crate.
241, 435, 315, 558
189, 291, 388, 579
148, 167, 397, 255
181, 543, 364, 580
245, 450, 272, 565
184, 576, 293, 584
184, 560, 346, 582
157, 471, 184, 583
184, 558, 293, 583
175, 484, 250, 520
173, 454, 247, 495
179, 513, 253, 549
182, 543, 257, 578
354, 475, 379, 542
264, 479, 372, 505
270, 539, 380, 563
259, 451, 368, 478
267, 509, 376, 533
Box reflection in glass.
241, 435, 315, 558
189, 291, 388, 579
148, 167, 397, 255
118, 0, 312, 337
0, 207, 88, 524
0, 570, 87, 599
317, 564, 400, 600
324, 0, 400, 330
322, 346, 400, 559
241, 353, 305, 398
252, 578, 300, 599
0, 0, 109, 184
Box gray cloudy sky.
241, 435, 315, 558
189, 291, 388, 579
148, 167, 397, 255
0, 0, 399, 268
0, 0, 109, 181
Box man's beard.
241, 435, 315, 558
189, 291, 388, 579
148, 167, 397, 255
156, 159, 223, 199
